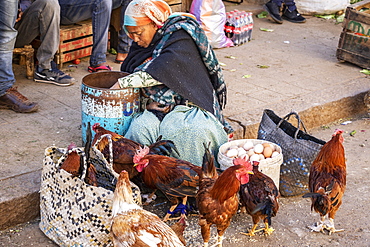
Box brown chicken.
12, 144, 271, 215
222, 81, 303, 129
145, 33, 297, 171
239, 160, 279, 236
60, 142, 81, 177
133, 146, 202, 221
110, 170, 185, 247
196, 147, 253, 247
170, 217, 187, 246
92, 122, 178, 179
59, 142, 98, 186
302, 129, 346, 235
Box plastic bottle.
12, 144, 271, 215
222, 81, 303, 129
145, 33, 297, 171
224, 14, 234, 39
248, 12, 254, 41
241, 13, 248, 44
233, 16, 241, 46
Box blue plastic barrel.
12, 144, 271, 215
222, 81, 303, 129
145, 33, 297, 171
81, 71, 140, 145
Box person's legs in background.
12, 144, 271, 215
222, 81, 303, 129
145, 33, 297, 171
281, 0, 306, 23
16, 0, 75, 86
59, 0, 113, 72
264, 0, 305, 24
0, 0, 38, 113
113, 0, 132, 64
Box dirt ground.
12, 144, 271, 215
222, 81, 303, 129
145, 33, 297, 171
0, 114, 369, 247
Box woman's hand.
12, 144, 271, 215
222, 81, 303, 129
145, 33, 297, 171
146, 102, 171, 113
110, 81, 121, 89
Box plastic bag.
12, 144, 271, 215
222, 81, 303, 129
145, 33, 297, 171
190, 0, 233, 48
295, 0, 350, 15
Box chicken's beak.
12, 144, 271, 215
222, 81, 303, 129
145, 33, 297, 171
248, 171, 254, 175
133, 163, 138, 167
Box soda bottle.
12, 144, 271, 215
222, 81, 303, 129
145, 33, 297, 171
248, 12, 254, 41
224, 14, 234, 39
233, 16, 241, 46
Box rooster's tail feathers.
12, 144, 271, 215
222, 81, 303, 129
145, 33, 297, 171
202, 142, 217, 179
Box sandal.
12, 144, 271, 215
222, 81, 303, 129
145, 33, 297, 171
88, 65, 112, 73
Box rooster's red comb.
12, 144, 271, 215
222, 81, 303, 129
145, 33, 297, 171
133, 146, 150, 163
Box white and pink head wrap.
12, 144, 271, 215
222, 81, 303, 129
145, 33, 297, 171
124, 0, 172, 27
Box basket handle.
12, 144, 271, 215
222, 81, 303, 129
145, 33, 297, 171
276, 111, 308, 140
92, 134, 119, 179
57, 147, 89, 180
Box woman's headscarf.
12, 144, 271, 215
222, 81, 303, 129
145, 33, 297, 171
124, 0, 172, 27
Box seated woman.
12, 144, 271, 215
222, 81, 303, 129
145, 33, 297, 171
111, 0, 232, 167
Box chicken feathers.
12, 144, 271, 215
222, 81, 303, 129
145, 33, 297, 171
133, 146, 201, 221
239, 160, 279, 236
196, 147, 253, 247
92, 123, 178, 179
111, 170, 185, 247
303, 129, 346, 235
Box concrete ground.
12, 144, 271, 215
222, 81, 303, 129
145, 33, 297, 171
0, 0, 368, 240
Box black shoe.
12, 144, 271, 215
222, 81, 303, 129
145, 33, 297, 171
282, 7, 306, 23
34, 61, 75, 86
263, 1, 283, 24
0, 87, 38, 113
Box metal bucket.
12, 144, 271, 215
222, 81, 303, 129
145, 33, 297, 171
81, 71, 140, 144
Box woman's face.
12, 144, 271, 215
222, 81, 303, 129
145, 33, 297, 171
126, 22, 158, 48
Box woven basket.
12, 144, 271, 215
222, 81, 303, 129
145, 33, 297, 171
39, 134, 141, 246
257, 109, 326, 197
218, 139, 283, 188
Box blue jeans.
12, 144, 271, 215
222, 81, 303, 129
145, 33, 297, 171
272, 0, 296, 11
15, 0, 60, 70
59, 0, 132, 67
0, 0, 18, 96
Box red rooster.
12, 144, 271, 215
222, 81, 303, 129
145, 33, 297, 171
111, 170, 185, 247
239, 160, 279, 236
133, 146, 202, 221
92, 123, 178, 179
196, 147, 253, 247
303, 129, 346, 235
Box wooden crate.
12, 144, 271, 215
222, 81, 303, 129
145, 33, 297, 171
336, 0, 370, 69
56, 20, 93, 68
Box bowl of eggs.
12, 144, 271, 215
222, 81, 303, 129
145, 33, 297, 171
218, 139, 283, 188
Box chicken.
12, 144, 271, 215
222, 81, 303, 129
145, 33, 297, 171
133, 146, 202, 221
169, 218, 187, 246
60, 142, 82, 177
239, 160, 279, 236
302, 129, 346, 235
110, 170, 185, 247
92, 122, 178, 179
196, 147, 253, 247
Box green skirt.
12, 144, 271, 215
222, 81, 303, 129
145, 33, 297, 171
124, 105, 228, 167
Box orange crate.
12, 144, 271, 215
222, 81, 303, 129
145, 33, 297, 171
56, 20, 93, 68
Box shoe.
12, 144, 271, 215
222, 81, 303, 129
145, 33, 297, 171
282, 6, 306, 23
88, 65, 112, 73
34, 61, 75, 86
115, 53, 128, 64
0, 87, 38, 113
264, 1, 283, 24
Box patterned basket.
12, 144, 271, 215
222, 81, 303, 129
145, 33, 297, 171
39, 135, 141, 246
257, 109, 326, 197
218, 139, 283, 188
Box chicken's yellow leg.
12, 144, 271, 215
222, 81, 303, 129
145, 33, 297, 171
263, 222, 275, 235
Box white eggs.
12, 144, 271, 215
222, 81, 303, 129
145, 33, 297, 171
253, 144, 264, 154
237, 148, 247, 157
271, 151, 280, 158
222, 140, 281, 162
243, 141, 254, 151
249, 154, 260, 162
226, 148, 238, 158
